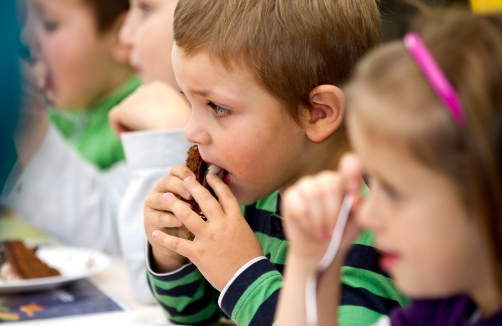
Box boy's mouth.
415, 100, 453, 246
206, 164, 230, 185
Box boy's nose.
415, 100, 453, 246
184, 113, 211, 145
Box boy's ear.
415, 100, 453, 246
304, 85, 345, 143
108, 12, 130, 64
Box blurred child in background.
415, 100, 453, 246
21, 0, 139, 169
3, 0, 191, 303
277, 9, 502, 326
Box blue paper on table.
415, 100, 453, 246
0, 279, 124, 322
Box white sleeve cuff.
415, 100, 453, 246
121, 129, 191, 170
218, 256, 267, 307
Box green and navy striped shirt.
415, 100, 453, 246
146, 191, 408, 325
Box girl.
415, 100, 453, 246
276, 9, 502, 326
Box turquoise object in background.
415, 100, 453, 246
0, 0, 21, 189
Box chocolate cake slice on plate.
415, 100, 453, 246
0, 241, 60, 280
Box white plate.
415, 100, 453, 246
0, 245, 111, 294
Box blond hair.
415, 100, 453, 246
173, 0, 381, 124
346, 9, 502, 293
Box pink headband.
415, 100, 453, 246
404, 32, 466, 126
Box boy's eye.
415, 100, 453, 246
207, 101, 231, 118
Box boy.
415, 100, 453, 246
151, 0, 408, 325
4, 0, 191, 304
21, 0, 139, 169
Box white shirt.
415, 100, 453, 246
2, 125, 191, 303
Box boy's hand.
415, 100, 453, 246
281, 154, 364, 273
151, 173, 264, 291
109, 81, 191, 135
144, 164, 197, 272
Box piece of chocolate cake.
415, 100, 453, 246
184, 145, 228, 240
185, 145, 207, 218
0, 241, 60, 280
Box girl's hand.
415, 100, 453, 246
144, 164, 196, 272
281, 153, 364, 273
150, 173, 264, 291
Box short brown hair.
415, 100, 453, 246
173, 0, 381, 124
82, 0, 130, 33
346, 9, 502, 293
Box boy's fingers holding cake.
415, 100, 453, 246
146, 191, 180, 211
183, 176, 225, 218
153, 173, 193, 201
145, 206, 184, 228
152, 231, 194, 258
163, 192, 206, 234
205, 173, 240, 214
170, 164, 197, 181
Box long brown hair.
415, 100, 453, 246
346, 9, 502, 293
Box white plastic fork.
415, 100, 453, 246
305, 194, 353, 326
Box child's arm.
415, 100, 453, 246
3, 125, 126, 254
108, 81, 191, 135
276, 171, 362, 326
118, 130, 192, 304
4, 121, 191, 304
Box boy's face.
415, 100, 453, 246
173, 45, 311, 205
23, 0, 126, 109
120, 0, 178, 86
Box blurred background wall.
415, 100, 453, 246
380, 0, 470, 42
